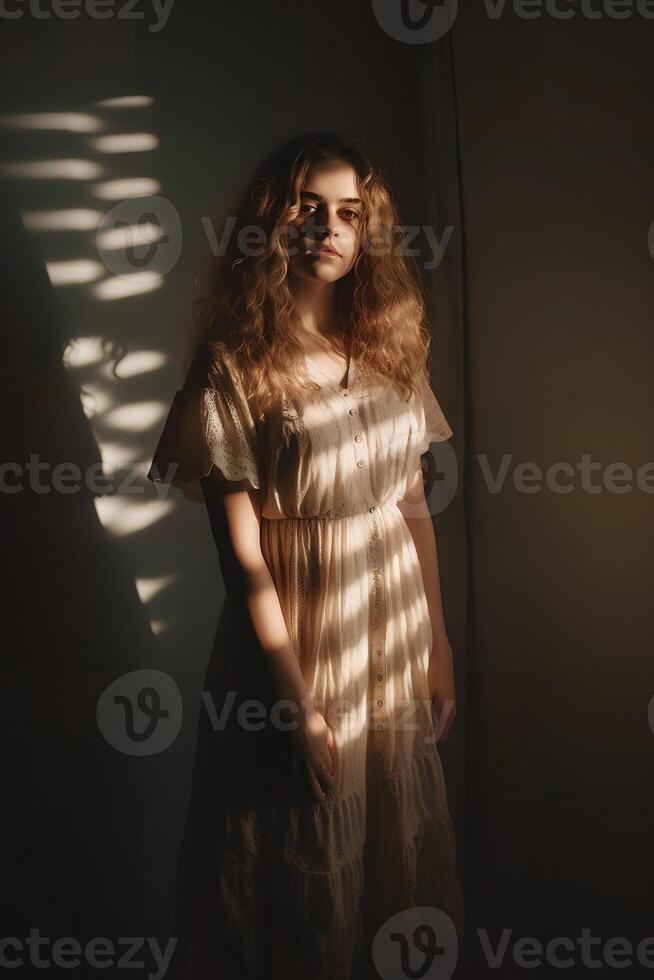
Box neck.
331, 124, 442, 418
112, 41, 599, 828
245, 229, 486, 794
290, 276, 339, 338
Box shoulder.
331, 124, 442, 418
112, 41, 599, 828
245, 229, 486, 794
181, 340, 240, 394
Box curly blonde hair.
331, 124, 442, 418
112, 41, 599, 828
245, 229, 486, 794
185, 131, 435, 416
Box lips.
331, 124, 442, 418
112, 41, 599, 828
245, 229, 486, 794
315, 246, 341, 257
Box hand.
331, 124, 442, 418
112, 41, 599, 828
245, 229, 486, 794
428, 642, 457, 742
292, 707, 338, 803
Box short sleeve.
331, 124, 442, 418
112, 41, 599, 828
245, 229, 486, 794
146, 356, 263, 503
412, 367, 454, 455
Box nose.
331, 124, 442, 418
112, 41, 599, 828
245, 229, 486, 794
304, 206, 340, 240
306, 218, 337, 241
316, 224, 334, 241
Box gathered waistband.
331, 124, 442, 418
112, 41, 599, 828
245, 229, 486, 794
261, 498, 401, 521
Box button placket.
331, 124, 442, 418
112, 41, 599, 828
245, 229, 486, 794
366, 507, 388, 741
347, 401, 366, 472
342, 387, 386, 741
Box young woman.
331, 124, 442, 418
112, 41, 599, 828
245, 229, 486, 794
148, 132, 464, 980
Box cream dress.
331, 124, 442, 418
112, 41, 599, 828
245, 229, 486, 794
148, 346, 464, 980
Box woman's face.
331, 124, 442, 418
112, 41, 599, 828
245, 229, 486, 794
286, 157, 363, 285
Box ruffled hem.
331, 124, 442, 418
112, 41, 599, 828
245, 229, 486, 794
208, 792, 366, 979
207, 744, 463, 974
415, 423, 454, 457
381, 745, 465, 937
387, 742, 457, 843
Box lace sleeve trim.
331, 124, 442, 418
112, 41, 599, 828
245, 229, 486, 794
146, 355, 262, 502
413, 368, 453, 455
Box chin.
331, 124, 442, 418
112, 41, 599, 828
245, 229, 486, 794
290, 260, 350, 285
311, 267, 348, 283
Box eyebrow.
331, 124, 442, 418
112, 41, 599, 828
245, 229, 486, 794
300, 191, 362, 205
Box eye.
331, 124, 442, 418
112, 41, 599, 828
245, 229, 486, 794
299, 203, 317, 215
341, 209, 361, 221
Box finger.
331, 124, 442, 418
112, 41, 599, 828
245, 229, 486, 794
319, 766, 335, 793
432, 701, 445, 743
315, 753, 333, 786
326, 726, 338, 774
432, 698, 455, 741
434, 709, 455, 743
308, 768, 326, 803
431, 699, 439, 733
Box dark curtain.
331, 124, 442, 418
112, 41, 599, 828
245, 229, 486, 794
424, 6, 654, 972
418, 24, 470, 898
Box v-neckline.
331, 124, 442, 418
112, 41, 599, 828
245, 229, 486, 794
303, 346, 353, 392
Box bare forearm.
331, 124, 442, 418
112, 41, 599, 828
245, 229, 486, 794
241, 563, 314, 724
401, 509, 450, 655
401, 508, 456, 740
202, 477, 315, 725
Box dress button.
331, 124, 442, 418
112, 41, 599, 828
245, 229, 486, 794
348, 408, 356, 416
377, 725, 384, 732
343, 391, 349, 398
376, 648, 382, 656
354, 434, 362, 443
369, 505, 376, 513
377, 673, 383, 681
377, 699, 383, 707
356, 459, 365, 468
